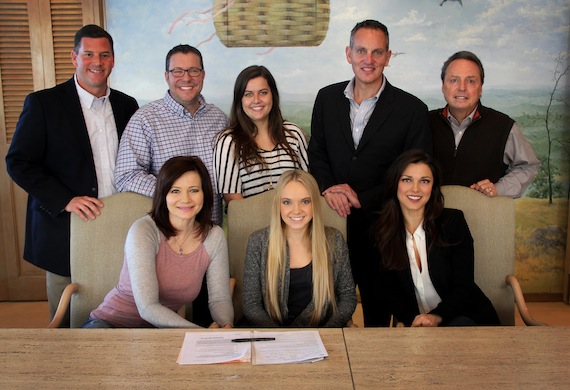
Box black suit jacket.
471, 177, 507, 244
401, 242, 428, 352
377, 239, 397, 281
308, 79, 432, 214
6, 78, 139, 276
385, 209, 500, 326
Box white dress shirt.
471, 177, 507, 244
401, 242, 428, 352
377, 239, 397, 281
406, 224, 442, 314
75, 75, 118, 198
343, 76, 386, 149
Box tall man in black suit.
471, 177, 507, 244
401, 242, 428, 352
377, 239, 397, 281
308, 20, 432, 326
6, 25, 139, 326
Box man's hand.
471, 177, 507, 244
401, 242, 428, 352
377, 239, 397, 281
64, 196, 104, 221
411, 313, 442, 327
470, 179, 497, 197
322, 184, 361, 217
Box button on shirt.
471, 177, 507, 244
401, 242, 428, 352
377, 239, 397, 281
406, 225, 442, 314
446, 107, 475, 149
344, 76, 385, 148
75, 76, 118, 198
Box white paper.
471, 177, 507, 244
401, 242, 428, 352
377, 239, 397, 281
177, 330, 328, 366
177, 331, 251, 365
251, 330, 328, 365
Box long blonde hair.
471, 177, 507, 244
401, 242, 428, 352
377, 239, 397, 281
265, 170, 337, 325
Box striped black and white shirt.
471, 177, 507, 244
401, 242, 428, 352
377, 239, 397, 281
214, 122, 309, 198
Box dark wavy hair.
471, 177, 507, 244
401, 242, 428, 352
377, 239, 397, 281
373, 150, 444, 270
228, 65, 298, 170
440, 51, 485, 85
150, 156, 213, 241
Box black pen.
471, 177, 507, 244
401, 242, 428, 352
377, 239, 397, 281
231, 337, 276, 343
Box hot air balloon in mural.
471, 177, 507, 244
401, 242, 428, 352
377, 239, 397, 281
212, 0, 330, 47
169, 1, 330, 49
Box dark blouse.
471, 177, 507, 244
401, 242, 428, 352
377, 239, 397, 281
286, 262, 313, 324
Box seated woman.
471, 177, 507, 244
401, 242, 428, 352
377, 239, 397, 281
83, 156, 233, 328
373, 150, 500, 327
214, 65, 308, 204
243, 169, 356, 327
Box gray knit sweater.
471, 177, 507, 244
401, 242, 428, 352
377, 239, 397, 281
243, 226, 356, 327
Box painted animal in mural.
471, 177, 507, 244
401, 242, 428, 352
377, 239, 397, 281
440, 0, 463, 6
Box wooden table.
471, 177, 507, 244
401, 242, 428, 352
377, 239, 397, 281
0, 328, 352, 389
344, 326, 570, 389
1, 327, 569, 389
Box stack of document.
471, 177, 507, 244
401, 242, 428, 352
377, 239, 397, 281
177, 330, 328, 365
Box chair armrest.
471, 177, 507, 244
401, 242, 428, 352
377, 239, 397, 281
505, 275, 547, 326
47, 283, 79, 328
345, 318, 358, 328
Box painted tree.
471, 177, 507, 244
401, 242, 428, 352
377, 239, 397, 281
543, 53, 569, 204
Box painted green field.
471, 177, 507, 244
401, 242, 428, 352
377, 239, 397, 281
515, 198, 568, 293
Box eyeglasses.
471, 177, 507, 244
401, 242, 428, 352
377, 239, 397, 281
168, 67, 203, 77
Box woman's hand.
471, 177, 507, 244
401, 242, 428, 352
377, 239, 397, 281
208, 322, 233, 328
411, 314, 442, 327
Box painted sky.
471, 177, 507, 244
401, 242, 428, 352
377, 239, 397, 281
106, 0, 570, 107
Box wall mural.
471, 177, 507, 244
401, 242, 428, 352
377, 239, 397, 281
106, 0, 569, 295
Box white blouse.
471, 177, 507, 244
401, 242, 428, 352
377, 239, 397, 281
406, 224, 442, 314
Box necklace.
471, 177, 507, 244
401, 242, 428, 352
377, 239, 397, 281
172, 230, 192, 255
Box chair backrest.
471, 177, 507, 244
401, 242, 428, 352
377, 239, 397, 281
69, 192, 152, 327
227, 190, 347, 323
441, 185, 515, 325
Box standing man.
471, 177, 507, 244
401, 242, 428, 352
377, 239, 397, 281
430, 51, 540, 198
114, 44, 228, 225
6, 25, 139, 326
309, 20, 431, 326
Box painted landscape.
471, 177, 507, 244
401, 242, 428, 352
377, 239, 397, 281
107, 0, 569, 294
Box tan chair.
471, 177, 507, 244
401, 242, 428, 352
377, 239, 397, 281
441, 185, 544, 326
227, 190, 347, 324
49, 192, 153, 328
49, 191, 236, 328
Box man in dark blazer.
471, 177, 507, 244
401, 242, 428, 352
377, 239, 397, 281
6, 25, 139, 326
308, 20, 431, 326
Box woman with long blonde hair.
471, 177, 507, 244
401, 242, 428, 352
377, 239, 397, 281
243, 170, 356, 327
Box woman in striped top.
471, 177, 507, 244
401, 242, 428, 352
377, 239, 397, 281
214, 65, 309, 204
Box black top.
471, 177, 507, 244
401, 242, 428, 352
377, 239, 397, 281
287, 262, 313, 324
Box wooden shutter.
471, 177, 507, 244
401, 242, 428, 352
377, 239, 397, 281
0, 0, 35, 143
51, 0, 84, 85
0, 0, 104, 301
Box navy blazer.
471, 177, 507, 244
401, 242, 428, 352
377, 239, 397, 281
308, 79, 432, 213
6, 78, 139, 276
385, 209, 500, 326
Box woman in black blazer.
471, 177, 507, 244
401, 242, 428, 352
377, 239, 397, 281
373, 150, 499, 327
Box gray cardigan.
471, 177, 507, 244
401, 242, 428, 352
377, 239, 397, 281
243, 226, 357, 327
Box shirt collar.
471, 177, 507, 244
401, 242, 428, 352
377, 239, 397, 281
343, 76, 385, 102
74, 74, 110, 109
405, 222, 426, 241
443, 103, 480, 126
164, 90, 206, 117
